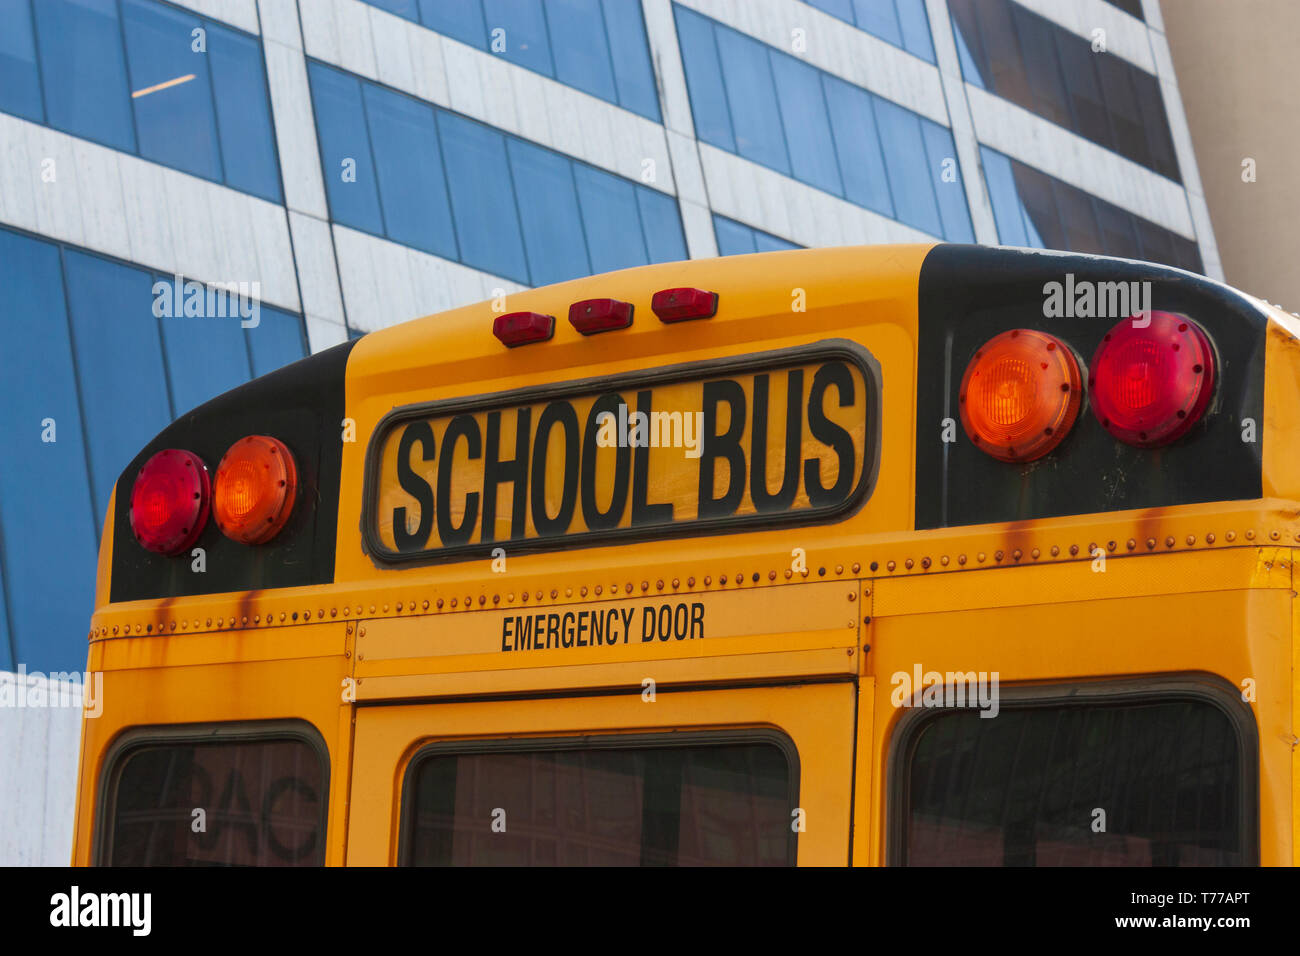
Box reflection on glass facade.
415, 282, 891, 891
982, 147, 1202, 273
307, 61, 686, 286
950, 0, 1179, 182
0, 0, 282, 201
676, 5, 973, 242
359, 0, 661, 121
0, 225, 306, 672
799, 0, 935, 61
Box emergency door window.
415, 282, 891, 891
897, 697, 1250, 865
402, 737, 795, 866
103, 736, 326, 866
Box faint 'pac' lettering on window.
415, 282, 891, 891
490, 28, 506, 54
192, 27, 206, 53
341, 157, 356, 183
41, 418, 56, 443
941, 157, 957, 183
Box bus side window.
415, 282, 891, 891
99, 725, 328, 866
400, 734, 798, 866
889, 686, 1256, 866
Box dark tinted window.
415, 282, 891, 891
1101, 0, 1144, 19
981, 147, 1202, 272
403, 738, 795, 866
898, 697, 1248, 866
950, 0, 1178, 181
105, 735, 326, 866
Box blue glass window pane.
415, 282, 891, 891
368, 0, 418, 21
157, 280, 252, 414
208, 24, 282, 202
851, 0, 902, 47
123, 0, 222, 182
714, 215, 757, 256
0, 230, 98, 672
674, 8, 733, 151
34, 0, 135, 152
363, 83, 457, 259
573, 164, 648, 274
895, 0, 935, 61
482, 0, 554, 76
979, 147, 1028, 247
714, 27, 788, 174
600, 0, 660, 120
873, 98, 941, 235
506, 138, 590, 285
417, 0, 486, 47
754, 230, 798, 252
437, 112, 528, 282
805, 0, 854, 21
771, 54, 842, 196
636, 187, 687, 264
248, 305, 307, 378
0, 567, 10, 670
921, 121, 973, 241
308, 62, 384, 235
0, 0, 44, 121
823, 76, 892, 217
548, 0, 616, 103
64, 251, 174, 523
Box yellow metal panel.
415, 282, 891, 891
852, 677, 875, 866
347, 682, 856, 866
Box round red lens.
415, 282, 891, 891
129, 449, 211, 555
1089, 311, 1215, 447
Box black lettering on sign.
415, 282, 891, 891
500, 602, 707, 652
368, 343, 878, 564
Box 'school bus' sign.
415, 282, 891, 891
364, 341, 880, 563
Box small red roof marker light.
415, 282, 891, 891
493, 311, 555, 347
569, 298, 633, 334
652, 288, 718, 323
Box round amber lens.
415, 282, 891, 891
213, 435, 297, 545
959, 329, 1083, 462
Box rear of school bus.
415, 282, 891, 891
72, 243, 1300, 866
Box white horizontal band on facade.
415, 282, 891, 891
0, 112, 301, 313
965, 86, 1196, 238
699, 143, 938, 248
332, 224, 525, 334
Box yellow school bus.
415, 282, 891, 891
73, 243, 1300, 866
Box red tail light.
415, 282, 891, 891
213, 436, 298, 544
569, 298, 633, 334
129, 449, 211, 554
651, 288, 717, 323
1089, 312, 1215, 447
959, 329, 1083, 462
493, 311, 554, 347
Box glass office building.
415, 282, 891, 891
0, 0, 1216, 678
